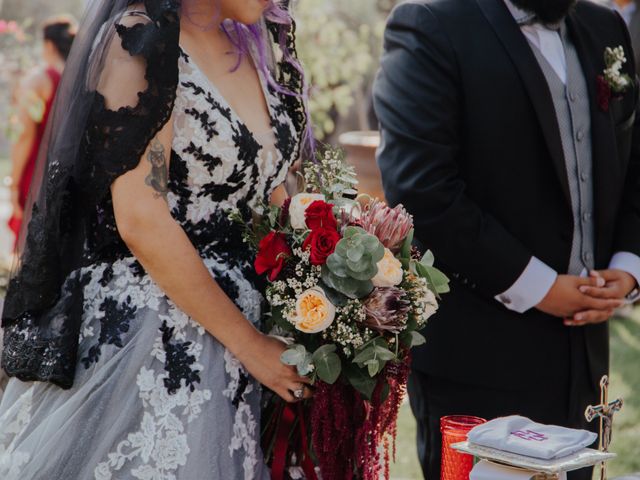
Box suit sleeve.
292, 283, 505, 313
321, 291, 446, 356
373, 3, 538, 300
612, 12, 640, 268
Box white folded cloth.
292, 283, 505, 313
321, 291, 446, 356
468, 415, 598, 460
470, 460, 568, 480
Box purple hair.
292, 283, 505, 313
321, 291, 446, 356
187, 0, 315, 158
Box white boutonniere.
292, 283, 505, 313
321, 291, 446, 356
597, 46, 633, 112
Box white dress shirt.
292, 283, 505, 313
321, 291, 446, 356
495, 0, 640, 313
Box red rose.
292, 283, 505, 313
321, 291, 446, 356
255, 231, 292, 281
303, 227, 341, 265
305, 200, 338, 231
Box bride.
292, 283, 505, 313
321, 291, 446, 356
0, 0, 312, 478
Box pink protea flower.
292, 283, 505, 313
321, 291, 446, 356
357, 200, 413, 252
362, 287, 411, 334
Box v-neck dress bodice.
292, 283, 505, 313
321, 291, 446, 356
168, 48, 298, 258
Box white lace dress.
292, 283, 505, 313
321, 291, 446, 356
0, 45, 298, 480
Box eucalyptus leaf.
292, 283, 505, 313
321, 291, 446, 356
373, 345, 396, 362
361, 234, 381, 252
312, 344, 341, 384
371, 243, 386, 263
318, 281, 349, 307
353, 345, 376, 364
410, 331, 427, 347
344, 363, 377, 400
344, 226, 363, 238
346, 257, 369, 273
335, 241, 349, 258
421, 250, 435, 267
346, 245, 364, 262
347, 263, 378, 281
281, 344, 308, 366
326, 255, 348, 278
424, 266, 451, 294
366, 359, 381, 377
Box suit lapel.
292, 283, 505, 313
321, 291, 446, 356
476, 0, 571, 205
565, 12, 621, 249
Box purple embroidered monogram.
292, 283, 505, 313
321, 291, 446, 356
511, 430, 548, 442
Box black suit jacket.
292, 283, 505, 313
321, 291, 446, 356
373, 0, 640, 391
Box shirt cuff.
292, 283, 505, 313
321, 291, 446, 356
609, 251, 640, 302
494, 257, 558, 313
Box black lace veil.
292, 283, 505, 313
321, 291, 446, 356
1, 0, 306, 389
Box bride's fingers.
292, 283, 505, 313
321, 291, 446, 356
288, 383, 313, 401
579, 285, 619, 299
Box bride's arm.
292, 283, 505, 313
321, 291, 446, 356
110, 121, 309, 402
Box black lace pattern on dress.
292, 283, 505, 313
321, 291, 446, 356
81, 296, 137, 369
160, 321, 201, 394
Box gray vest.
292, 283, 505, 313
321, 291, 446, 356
529, 26, 595, 275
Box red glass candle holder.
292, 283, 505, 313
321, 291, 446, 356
440, 415, 486, 480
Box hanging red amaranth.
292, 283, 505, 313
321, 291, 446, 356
311, 354, 412, 480
311, 381, 363, 480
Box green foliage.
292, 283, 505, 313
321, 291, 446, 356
353, 337, 396, 378
294, 0, 388, 138
398, 229, 451, 296
281, 344, 314, 376
312, 344, 342, 384
303, 147, 358, 200
344, 362, 377, 400
321, 226, 384, 299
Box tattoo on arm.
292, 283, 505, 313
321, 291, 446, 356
145, 138, 169, 200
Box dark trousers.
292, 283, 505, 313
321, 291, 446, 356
408, 371, 598, 480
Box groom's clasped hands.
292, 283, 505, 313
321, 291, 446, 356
536, 270, 636, 327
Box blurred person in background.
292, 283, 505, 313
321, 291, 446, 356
6, 15, 76, 247
594, 0, 640, 73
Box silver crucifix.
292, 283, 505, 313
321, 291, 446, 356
584, 376, 624, 480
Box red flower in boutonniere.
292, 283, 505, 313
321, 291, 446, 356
597, 46, 633, 112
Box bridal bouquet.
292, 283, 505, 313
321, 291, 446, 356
234, 147, 449, 480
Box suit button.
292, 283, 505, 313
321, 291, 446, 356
582, 212, 592, 221
569, 91, 577, 102
499, 295, 512, 305
576, 129, 585, 142
580, 172, 588, 182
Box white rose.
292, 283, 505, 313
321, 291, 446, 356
289, 193, 325, 230
294, 287, 336, 334
372, 248, 404, 287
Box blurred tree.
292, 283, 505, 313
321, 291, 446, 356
295, 0, 399, 140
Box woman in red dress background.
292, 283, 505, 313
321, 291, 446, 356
7, 16, 76, 245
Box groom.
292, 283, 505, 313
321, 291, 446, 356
374, 0, 640, 478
